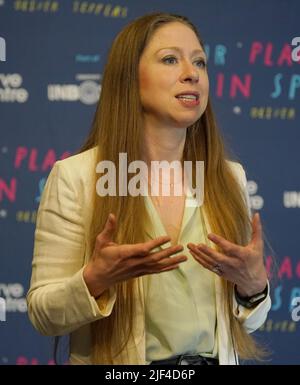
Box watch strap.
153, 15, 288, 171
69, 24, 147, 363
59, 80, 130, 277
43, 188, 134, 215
235, 284, 268, 309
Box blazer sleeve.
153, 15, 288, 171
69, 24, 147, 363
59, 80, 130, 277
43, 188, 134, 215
231, 163, 271, 333
27, 160, 116, 336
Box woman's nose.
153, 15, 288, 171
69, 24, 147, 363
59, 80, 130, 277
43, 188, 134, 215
180, 62, 199, 83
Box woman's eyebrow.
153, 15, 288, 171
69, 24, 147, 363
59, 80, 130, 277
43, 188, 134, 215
155, 46, 206, 56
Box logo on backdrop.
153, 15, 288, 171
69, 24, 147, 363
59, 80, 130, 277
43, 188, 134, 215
283, 191, 300, 208
291, 297, 300, 321
47, 73, 101, 104
291, 37, 300, 62
0, 37, 6, 62
0, 73, 29, 103
0, 297, 6, 321
247, 180, 264, 210
0, 283, 27, 313
75, 53, 100, 63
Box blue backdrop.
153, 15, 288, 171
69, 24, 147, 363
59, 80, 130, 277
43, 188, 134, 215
0, 0, 299, 365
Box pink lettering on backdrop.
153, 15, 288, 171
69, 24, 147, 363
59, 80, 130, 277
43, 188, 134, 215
278, 257, 292, 279
41, 149, 56, 171
265, 255, 273, 279
296, 262, 300, 279
16, 356, 66, 365
215, 74, 251, 98
16, 357, 38, 365
14, 147, 72, 171
278, 44, 294, 66
249, 42, 263, 64
29, 149, 38, 171
0, 178, 17, 202
14, 147, 27, 169
264, 43, 274, 66
216, 73, 224, 97
265, 255, 300, 280
249, 42, 300, 66
230, 74, 251, 98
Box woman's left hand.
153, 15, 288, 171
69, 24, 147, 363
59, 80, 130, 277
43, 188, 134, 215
187, 213, 268, 297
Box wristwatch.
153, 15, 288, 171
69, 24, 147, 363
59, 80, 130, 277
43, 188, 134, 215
234, 284, 268, 309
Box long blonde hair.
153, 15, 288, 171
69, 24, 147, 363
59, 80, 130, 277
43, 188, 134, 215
80, 12, 266, 363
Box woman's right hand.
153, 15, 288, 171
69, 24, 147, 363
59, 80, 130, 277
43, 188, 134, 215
83, 213, 187, 298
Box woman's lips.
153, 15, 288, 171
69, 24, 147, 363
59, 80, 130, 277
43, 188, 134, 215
175, 96, 200, 107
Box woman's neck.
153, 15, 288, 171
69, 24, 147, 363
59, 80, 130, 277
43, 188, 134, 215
142, 124, 186, 190
143, 124, 187, 164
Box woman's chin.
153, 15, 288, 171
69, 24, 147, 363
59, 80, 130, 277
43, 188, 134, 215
172, 110, 203, 127
172, 116, 202, 129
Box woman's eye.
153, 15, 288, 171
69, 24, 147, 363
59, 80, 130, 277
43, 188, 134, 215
162, 56, 177, 64
195, 59, 207, 68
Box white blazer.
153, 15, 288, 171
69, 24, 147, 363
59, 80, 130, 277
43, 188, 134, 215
27, 147, 271, 365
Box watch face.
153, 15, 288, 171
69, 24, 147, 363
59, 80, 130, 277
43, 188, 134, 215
235, 284, 268, 308
249, 293, 267, 304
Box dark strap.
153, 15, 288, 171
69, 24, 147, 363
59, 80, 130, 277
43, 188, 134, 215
150, 354, 219, 365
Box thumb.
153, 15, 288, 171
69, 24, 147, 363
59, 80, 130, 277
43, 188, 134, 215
251, 212, 263, 246
97, 213, 117, 247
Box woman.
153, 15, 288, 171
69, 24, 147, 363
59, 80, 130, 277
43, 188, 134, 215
27, 13, 271, 365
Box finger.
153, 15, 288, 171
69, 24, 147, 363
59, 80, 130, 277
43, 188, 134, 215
146, 236, 172, 252
189, 250, 214, 272
131, 247, 187, 270
160, 265, 179, 272
159, 264, 180, 272
189, 246, 216, 266
154, 253, 187, 269
189, 249, 225, 276
121, 236, 171, 259
151, 253, 187, 272
206, 233, 242, 258
250, 212, 263, 247
106, 241, 118, 247
97, 213, 117, 247
133, 253, 186, 276
187, 243, 225, 265
149, 244, 185, 263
